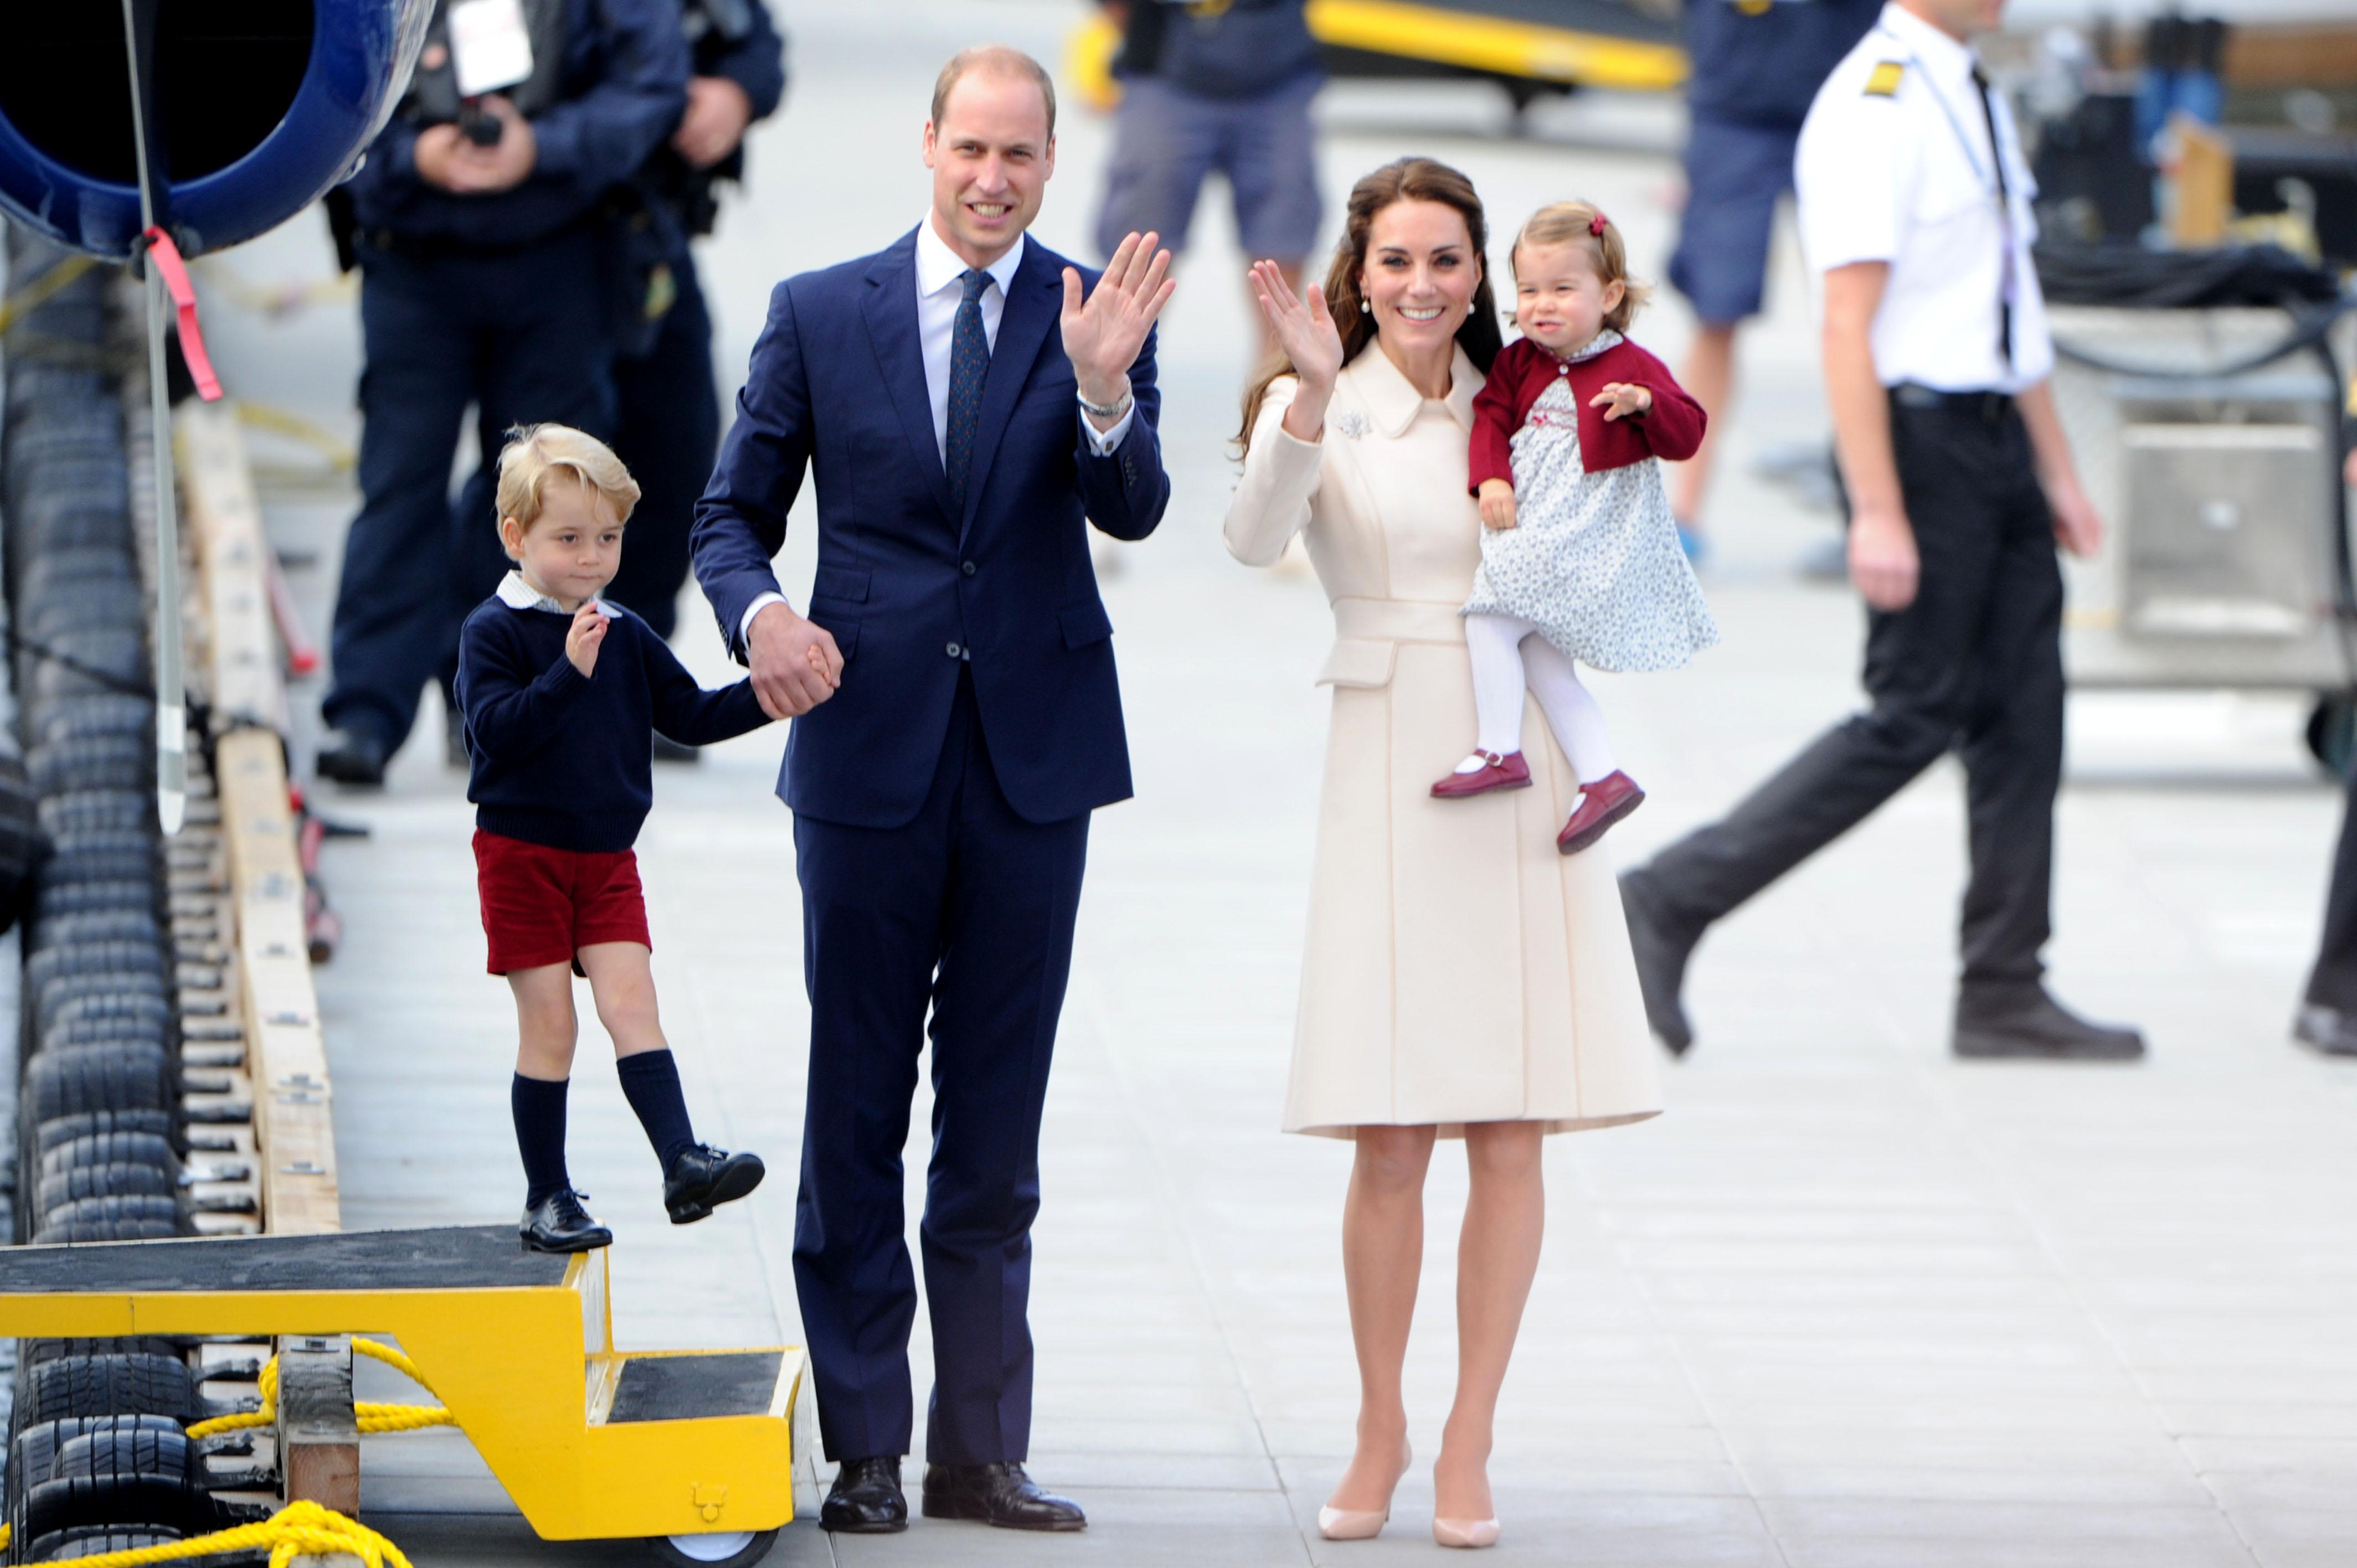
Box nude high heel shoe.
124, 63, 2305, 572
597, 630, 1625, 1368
1432, 1457, 1500, 1549
1317, 1441, 1411, 1541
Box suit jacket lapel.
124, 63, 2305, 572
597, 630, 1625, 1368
859, 230, 956, 527
959, 243, 1060, 539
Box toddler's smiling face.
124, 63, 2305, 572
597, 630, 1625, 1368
1512, 240, 1624, 358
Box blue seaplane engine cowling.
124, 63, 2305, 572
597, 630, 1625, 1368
0, 0, 431, 260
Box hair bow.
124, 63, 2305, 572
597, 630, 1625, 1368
1588, 212, 1609, 237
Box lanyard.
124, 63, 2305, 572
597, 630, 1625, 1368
1871, 24, 2019, 370
1872, 25, 2004, 202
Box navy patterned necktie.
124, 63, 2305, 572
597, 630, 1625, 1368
944, 267, 992, 511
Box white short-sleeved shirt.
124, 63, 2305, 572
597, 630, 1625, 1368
1794, 2, 2052, 393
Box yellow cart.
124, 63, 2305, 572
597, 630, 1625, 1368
0, 1226, 802, 1566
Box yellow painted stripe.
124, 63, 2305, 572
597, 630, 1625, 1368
1307, 0, 1688, 91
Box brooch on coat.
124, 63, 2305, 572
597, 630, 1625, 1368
1333, 410, 1370, 440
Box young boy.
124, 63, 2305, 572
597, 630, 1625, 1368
457, 424, 784, 1252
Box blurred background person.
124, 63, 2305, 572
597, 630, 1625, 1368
318, 0, 689, 787
1665, 0, 1880, 561
2293, 441, 2357, 1060
1094, 0, 1323, 358
449, 0, 789, 767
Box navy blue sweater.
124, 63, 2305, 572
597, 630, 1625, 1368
456, 595, 769, 852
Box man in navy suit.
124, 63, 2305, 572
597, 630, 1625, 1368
691, 44, 1172, 1536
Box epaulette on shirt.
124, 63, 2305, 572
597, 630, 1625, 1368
1864, 60, 1906, 96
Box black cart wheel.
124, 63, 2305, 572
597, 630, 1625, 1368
653, 1528, 779, 1566
2307, 692, 2357, 778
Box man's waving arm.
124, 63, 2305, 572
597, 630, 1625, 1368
691, 279, 841, 719
1066, 231, 1176, 540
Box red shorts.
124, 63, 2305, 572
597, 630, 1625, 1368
473, 829, 651, 975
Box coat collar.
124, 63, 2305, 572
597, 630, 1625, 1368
1345, 340, 1482, 438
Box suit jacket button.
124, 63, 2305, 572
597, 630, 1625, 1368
946, 641, 962, 658
961, 560, 976, 576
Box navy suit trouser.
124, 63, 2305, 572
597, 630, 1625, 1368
791, 669, 1089, 1466
326, 226, 616, 752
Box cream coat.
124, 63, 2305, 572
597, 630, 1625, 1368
1225, 344, 1664, 1139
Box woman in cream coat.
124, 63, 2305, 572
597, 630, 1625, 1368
1225, 159, 1662, 1548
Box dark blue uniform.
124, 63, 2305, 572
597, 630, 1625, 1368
323, 0, 688, 761
1668, 0, 1880, 324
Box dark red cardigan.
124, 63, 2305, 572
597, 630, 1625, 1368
1468, 336, 1707, 493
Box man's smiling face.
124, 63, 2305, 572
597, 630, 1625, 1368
923, 68, 1055, 267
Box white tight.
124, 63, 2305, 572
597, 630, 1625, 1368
1463, 613, 1618, 782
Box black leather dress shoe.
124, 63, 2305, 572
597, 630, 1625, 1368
651, 733, 702, 765
2294, 1004, 2357, 1057
316, 729, 389, 787
1619, 870, 1700, 1056
921, 1462, 1085, 1531
663, 1144, 765, 1225
518, 1189, 611, 1253
1953, 986, 2144, 1060
820, 1456, 907, 1533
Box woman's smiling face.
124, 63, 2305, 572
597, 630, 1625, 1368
1359, 199, 1481, 360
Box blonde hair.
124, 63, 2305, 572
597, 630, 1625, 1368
495, 424, 640, 531
1512, 200, 1652, 334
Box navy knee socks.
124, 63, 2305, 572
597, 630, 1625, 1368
617, 1049, 697, 1174
511, 1073, 571, 1208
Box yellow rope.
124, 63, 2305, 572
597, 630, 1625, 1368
186, 1337, 455, 1439
0, 254, 100, 337
0, 1499, 413, 1568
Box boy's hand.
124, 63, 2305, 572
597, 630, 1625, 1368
565, 602, 609, 678
1477, 478, 1518, 531
1593, 381, 1652, 421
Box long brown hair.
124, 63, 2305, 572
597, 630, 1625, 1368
1235, 157, 1503, 455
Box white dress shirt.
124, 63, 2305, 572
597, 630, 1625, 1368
1794, 2, 2053, 393
740, 218, 1134, 646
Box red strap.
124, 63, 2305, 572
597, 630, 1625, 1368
139, 227, 223, 403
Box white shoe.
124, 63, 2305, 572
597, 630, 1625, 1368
1433, 1515, 1500, 1549
1317, 1441, 1411, 1541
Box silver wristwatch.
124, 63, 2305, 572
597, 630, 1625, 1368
1077, 386, 1133, 421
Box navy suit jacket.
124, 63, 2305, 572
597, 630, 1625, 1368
691, 226, 1170, 829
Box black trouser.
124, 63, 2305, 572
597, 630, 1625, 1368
1635, 392, 2066, 989
2303, 761, 2357, 1010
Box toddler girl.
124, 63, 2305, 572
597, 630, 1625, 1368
1433, 200, 1718, 853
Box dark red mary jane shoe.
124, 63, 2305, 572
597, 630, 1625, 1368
1432, 751, 1532, 799
1557, 771, 1645, 854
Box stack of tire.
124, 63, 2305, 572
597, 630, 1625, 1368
0, 230, 233, 1560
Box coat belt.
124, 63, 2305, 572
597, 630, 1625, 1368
1330, 597, 1467, 646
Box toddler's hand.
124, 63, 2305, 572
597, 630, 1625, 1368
566, 602, 609, 678
1592, 381, 1653, 421
1477, 478, 1517, 531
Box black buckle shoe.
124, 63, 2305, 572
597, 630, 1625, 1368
651, 733, 702, 765
820, 1456, 907, 1534
664, 1144, 765, 1225
1619, 870, 1700, 1056
519, 1189, 611, 1253
316, 728, 389, 788
921, 1461, 1086, 1531
1953, 985, 2144, 1061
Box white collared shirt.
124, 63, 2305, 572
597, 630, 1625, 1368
739, 218, 1135, 647
1794, 2, 2052, 393
497, 571, 608, 617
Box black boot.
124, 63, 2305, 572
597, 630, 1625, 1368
1953, 984, 2144, 1061
316, 728, 389, 787
820, 1456, 907, 1533
519, 1189, 611, 1252
2293, 1004, 2357, 1057
922, 1462, 1085, 1531
663, 1144, 765, 1224
1620, 869, 1701, 1055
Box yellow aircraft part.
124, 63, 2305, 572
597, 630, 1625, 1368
0, 1250, 802, 1544
1068, 1, 1689, 114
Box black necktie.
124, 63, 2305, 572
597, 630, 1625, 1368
944, 268, 991, 511
1971, 64, 2015, 375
